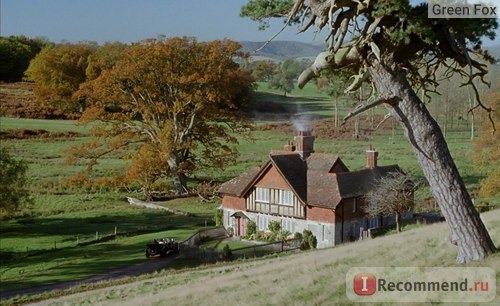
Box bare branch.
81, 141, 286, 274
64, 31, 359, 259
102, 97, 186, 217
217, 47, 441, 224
342, 97, 395, 124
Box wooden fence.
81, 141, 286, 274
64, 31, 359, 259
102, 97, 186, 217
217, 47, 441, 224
179, 234, 302, 263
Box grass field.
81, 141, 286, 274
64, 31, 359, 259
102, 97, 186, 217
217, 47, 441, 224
16, 208, 500, 306
0, 82, 498, 301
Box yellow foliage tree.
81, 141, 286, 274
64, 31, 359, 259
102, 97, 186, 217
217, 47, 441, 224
473, 92, 500, 197
25, 43, 97, 113
70, 37, 254, 195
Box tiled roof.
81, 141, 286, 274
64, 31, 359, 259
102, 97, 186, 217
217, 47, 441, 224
336, 165, 402, 199
220, 151, 402, 210
269, 153, 307, 202
219, 166, 263, 196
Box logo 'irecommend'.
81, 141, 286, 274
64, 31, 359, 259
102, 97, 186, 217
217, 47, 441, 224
353, 273, 377, 296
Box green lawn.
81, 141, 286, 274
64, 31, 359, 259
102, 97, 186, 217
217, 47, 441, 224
16, 208, 500, 306
0, 117, 89, 134
0, 196, 218, 293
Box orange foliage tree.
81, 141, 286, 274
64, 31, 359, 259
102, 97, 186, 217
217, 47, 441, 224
69, 37, 254, 195
473, 92, 499, 197
25, 43, 97, 113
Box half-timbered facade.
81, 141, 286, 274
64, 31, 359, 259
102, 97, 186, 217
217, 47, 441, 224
219, 130, 405, 248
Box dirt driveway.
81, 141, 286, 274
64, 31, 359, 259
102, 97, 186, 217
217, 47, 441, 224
1, 198, 185, 301
0, 256, 176, 301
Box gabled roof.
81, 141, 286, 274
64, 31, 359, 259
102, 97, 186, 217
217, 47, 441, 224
307, 153, 349, 173
219, 166, 263, 197
269, 153, 307, 202
220, 150, 402, 210
336, 165, 402, 199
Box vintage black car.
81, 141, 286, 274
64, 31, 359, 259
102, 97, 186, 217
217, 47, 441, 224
145, 238, 179, 258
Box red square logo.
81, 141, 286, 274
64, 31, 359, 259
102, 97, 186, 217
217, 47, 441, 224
353, 273, 377, 295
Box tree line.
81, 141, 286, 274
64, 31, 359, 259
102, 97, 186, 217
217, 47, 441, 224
2, 36, 259, 201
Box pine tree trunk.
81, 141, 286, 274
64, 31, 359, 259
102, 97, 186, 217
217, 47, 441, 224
395, 212, 401, 233
368, 61, 496, 263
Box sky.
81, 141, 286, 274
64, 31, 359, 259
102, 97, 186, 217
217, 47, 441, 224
1, 0, 498, 46
0, 0, 325, 44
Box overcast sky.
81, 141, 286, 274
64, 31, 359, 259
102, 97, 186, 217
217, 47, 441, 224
1, 0, 498, 45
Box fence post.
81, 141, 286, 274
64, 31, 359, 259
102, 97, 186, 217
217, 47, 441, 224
114, 226, 117, 236
281, 240, 284, 252
96, 231, 98, 240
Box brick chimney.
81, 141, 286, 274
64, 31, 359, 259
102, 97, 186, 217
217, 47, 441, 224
283, 140, 296, 152
366, 144, 378, 168
294, 130, 315, 159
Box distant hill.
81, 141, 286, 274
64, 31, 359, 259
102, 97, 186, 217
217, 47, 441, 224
239, 41, 500, 63
239, 41, 324, 61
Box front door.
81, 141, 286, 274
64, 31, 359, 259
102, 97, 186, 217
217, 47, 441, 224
238, 217, 246, 237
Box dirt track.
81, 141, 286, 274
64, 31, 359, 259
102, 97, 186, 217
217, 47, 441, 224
0, 198, 181, 301
0, 256, 176, 301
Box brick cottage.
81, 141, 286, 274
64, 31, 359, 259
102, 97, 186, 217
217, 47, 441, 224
219, 130, 405, 248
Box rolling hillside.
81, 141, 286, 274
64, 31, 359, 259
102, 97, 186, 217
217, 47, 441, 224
238, 42, 500, 63
28, 209, 500, 305
239, 40, 324, 61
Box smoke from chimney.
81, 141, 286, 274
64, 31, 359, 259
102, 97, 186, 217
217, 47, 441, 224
292, 115, 312, 132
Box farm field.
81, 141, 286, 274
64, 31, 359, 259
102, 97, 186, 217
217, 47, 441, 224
17, 208, 500, 306
0, 82, 498, 303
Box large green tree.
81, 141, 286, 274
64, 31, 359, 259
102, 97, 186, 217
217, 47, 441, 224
270, 58, 301, 96
71, 37, 254, 194
0, 35, 48, 82
242, 0, 497, 263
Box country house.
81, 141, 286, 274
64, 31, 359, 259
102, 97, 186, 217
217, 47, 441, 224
219, 130, 406, 248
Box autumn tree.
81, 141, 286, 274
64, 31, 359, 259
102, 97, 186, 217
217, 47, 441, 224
125, 143, 169, 201
83, 42, 128, 80
0, 148, 32, 217
72, 37, 253, 195
364, 172, 421, 233
250, 60, 278, 82
25, 43, 97, 113
473, 92, 499, 197
242, 0, 497, 263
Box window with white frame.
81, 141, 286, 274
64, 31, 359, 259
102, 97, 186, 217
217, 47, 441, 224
258, 215, 269, 231
279, 190, 293, 206
256, 187, 270, 203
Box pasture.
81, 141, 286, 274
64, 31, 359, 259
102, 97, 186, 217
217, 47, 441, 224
12, 208, 500, 306
0, 81, 497, 301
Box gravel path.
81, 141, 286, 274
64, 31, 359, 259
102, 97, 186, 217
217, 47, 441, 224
0, 256, 176, 301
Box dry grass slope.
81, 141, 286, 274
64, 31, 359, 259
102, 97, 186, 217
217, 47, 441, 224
34, 209, 500, 306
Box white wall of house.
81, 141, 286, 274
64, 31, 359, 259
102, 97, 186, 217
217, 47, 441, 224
222, 209, 413, 248
223, 208, 337, 248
